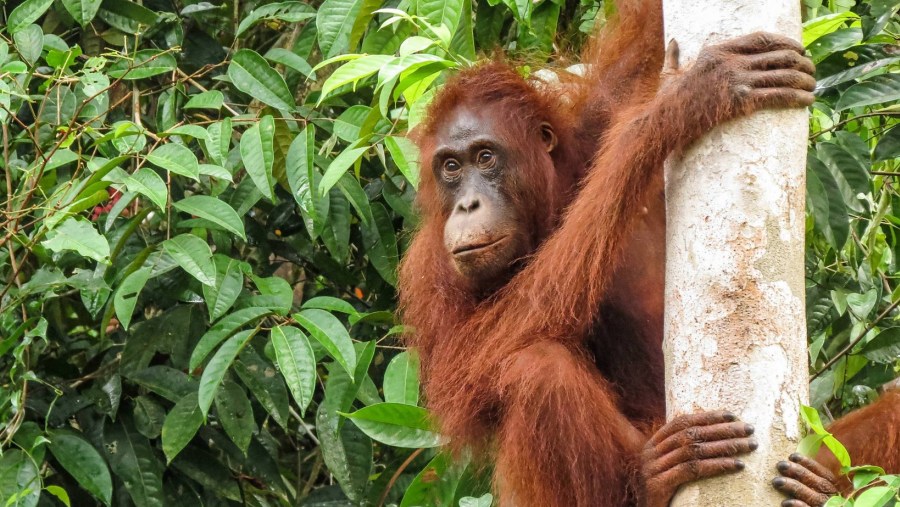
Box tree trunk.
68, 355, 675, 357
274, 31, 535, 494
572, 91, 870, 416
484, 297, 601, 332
662, 2, 809, 505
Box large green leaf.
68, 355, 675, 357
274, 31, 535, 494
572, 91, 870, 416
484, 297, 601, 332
114, 267, 152, 330
321, 146, 368, 197
228, 50, 295, 111
240, 116, 276, 200
316, 0, 365, 58
198, 330, 255, 416
124, 167, 168, 210
271, 326, 317, 415
108, 50, 177, 80
417, 0, 464, 38
61, 0, 103, 26
189, 307, 272, 369
49, 431, 112, 505
146, 143, 200, 180
43, 218, 110, 263
214, 380, 256, 453
361, 202, 399, 285
236, 1, 316, 36
318, 55, 394, 103
103, 418, 165, 507
7, 0, 54, 34
343, 403, 442, 448
861, 328, 900, 364
13, 24, 43, 65
294, 309, 357, 379
233, 348, 290, 429
173, 195, 246, 240
383, 351, 420, 405
202, 255, 243, 321
806, 154, 849, 251
0, 450, 40, 507
835, 74, 900, 111
161, 392, 203, 463
874, 125, 900, 163
384, 136, 420, 188
162, 234, 216, 286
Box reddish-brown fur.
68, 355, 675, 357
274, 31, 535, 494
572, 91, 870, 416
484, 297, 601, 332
395, 1, 892, 506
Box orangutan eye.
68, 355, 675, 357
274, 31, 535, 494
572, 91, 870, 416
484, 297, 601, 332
477, 150, 494, 167
443, 159, 461, 175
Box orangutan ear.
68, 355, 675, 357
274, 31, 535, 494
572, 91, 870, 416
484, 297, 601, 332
540, 122, 557, 153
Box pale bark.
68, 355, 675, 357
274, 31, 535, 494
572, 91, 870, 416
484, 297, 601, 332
662, 2, 809, 505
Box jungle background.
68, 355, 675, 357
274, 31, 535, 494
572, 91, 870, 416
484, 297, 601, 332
0, 0, 899, 505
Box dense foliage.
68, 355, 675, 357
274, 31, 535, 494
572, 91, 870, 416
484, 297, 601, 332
0, 0, 898, 505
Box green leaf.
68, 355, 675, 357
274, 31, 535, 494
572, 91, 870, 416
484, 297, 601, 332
214, 380, 255, 454
184, 90, 224, 110
173, 195, 246, 240
13, 24, 43, 65
43, 218, 110, 263
835, 74, 900, 111
334, 105, 370, 142
384, 351, 420, 405
114, 267, 152, 330
7, 0, 54, 34
228, 50, 295, 111
286, 125, 330, 239
316, 0, 365, 59
321, 146, 368, 197
161, 392, 203, 463
162, 234, 216, 286
146, 143, 200, 180
294, 309, 357, 379
108, 50, 177, 80
318, 55, 393, 103
861, 328, 900, 363
124, 167, 168, 210
190, 307, 272, 370
417, 0, 464, 39
301, 296, 358, 315
49, 431, 112, 505
102, 419, 164, 507
384, 136, 420, 188
96, 0, 159, 34
236, 1, 316, 36
361, 202, 399, 286
817, 143, 870, 212
807, 154, 849, 250
874, 125, 900, 163
271, 326, 317, 416
206, 118, 233, 166
343, 403, 441, 448
240, 115, 276, 200
233, 348, 290, 429
198, 330, 255, 416
265, 48, 316, 80
61, 0, 103, 26
460, 494, 494, 507
0, 450, 41, 507
202, 256, 243, 321
853, 486, 894, 507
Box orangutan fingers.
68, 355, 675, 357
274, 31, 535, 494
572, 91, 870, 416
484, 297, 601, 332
646, 438, 758, 475
772, 476, 831, 507
747, 70, 817, 92
649, 457, 746, 490
647, 411, 738, 446
653, 421, 755, 456
750, 88, 816, 109
746, 49, 815, 75
720, 31, 806, 56
781, 500, 815, 507
777, 460, 838, 496
789, 453, 839, 486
